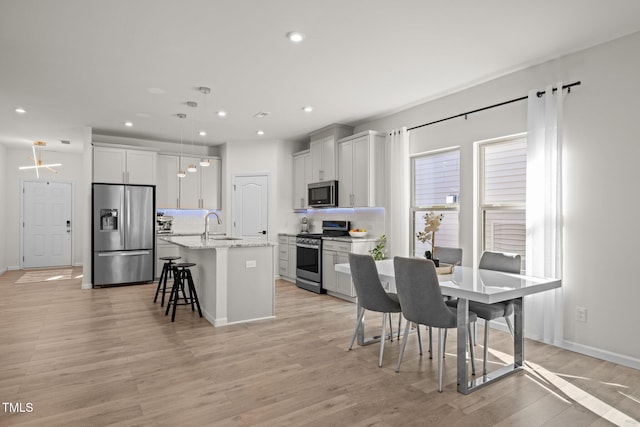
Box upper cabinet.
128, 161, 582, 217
308, 124, 353, 183
156, 154, 180, 209
178, 156, 221, 210
292, 150, 311, 210
337, 130, 385, 208
93, 146, 156, 185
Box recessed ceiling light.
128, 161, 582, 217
199, 131, 207, 136
302, 106, 313, 113
253, 111, 270, 118
217, 111, 227, 117
15, 107, 26, 114
124, 121, 133, 127
257, 130, 265, 136
286, 31, 305, 43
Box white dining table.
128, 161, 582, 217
335, 258, 561, 394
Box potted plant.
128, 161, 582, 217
416, 212, 443, 267
369, 234, 387, 261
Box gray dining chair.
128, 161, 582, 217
393, 256, 477, 392
348, 253, 403, 368
434, 246, 462, 266
446, 250, 521, 375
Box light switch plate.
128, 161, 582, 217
246, 260, 257, 268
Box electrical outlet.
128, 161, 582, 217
576, 306, 587, 323
245, 260, 257, 268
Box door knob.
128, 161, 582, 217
260, 230, 266, 235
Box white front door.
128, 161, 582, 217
23, 181, 72, 268
233, 175, 268, 240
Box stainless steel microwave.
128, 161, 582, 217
308, 180, 338, 208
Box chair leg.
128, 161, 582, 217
428, 327, 433, 359
505, 316, 514, 336
186, 270, 202, 317
442, 328, 447, 358
348, 308, 366, 350
154, 263, 166, 303
417, 324, 423, 356
438, 328, 445, 392
468, 324, 476, 376
397, 313, 402, 340
395, 320, 412, 373
388, 313, 393, 342
379, 313, 387, 367
483, 319, 490, 375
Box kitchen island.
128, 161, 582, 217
160, 235, 276, 326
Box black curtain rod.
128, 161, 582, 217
406, 81, 581, 132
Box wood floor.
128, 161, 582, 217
1, 268, 639, 426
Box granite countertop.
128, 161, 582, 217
160, 235, 276, 249
278, 232, 299, 237
157, 232, 205, 237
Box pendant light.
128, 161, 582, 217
198, 86, 211, 167
186, 101, 198, 173
176, 113, 187, 178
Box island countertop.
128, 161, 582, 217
159, 235, 276, 249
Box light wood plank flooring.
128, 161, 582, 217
1, 268, 639, 426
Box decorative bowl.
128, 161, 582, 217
349, 231, 368, 238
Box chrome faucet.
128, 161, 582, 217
202, 211, 222, 240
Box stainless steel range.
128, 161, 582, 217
295, 220, 350, 294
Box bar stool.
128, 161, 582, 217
154, 256, 181, 307
165, 262, 203, 322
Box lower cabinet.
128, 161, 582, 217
322, 239, 375, 301
278, 235, 297, 282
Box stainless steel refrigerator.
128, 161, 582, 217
92, 183, 155, 286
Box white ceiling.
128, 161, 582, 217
2, 0, 640, 152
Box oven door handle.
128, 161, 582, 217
296, 243, 320, 250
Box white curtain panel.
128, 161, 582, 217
385, 128, 410, 258
525, 82, 565, 345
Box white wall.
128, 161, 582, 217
222, 139, 298, 239
355, 31, 640, 366
4, 148, 85, 269
0, 144, 7, 273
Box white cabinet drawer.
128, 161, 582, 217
323, 240, 351, 253
279, 246, 289, 260
278, 236, 289, 245
288, 236, 297, 245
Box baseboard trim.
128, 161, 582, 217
81, 282, 93, 290
8, 265, 21, 271
488, 321, 640, 370
0, 267, 7, 275
561, 339, 640, 371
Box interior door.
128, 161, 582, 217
23, 181, 72, 268
233, 175, 268, 240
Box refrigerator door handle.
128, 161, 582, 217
98, 250, 151, 257
126, 188, 131, 233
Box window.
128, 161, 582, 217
411, 148, 460, 257
478, 135, 527, 269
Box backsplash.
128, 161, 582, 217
157, 209, 224, 235
294, 207, 385, 237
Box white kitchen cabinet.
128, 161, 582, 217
310, 136, 336, 182
93, 146, 156, 185
292, 150, 311, 209
288, 237, 297, 280
200, 158, 221, 210
322, 238, 375, 300
178, 156, 221, 209
308, 124, 353, 183
157, 154, 179, 208
337, 130, 385, 208
278, 235, 296, 282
